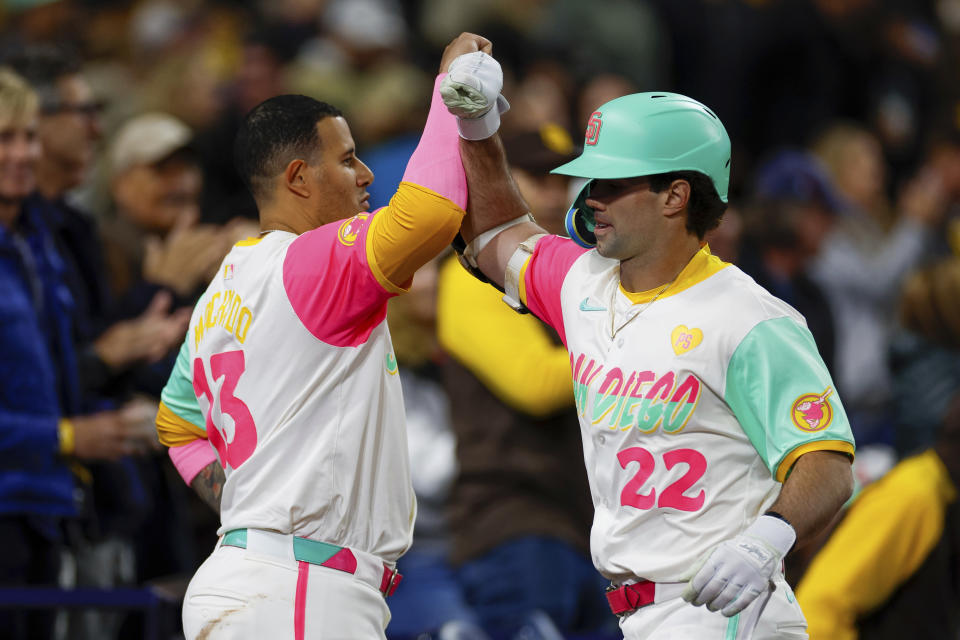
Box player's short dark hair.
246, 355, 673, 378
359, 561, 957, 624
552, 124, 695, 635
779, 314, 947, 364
234, 95, 343, 205
647, 171, 727, 240
3, 44, 82, 113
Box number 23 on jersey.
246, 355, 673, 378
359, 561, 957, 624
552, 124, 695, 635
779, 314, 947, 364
193, 350, 258, 469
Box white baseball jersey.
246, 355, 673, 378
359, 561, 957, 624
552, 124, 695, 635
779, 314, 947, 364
156, 76, 469, 640
158, 215, 414, 562
519, 239, 855, 583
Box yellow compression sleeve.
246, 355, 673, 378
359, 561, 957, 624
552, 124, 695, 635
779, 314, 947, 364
797, 450, 956, 640
367, 182, 465, 293
156, 401, 207, 447
437, 256, 572, 417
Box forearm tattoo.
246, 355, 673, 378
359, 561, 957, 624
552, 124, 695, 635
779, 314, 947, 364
191, 462, 225, 515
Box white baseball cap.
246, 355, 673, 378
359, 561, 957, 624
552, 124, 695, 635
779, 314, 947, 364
109, 112, 193, 177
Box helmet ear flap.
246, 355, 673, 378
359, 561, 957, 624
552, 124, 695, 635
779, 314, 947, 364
565, 179, 597, 248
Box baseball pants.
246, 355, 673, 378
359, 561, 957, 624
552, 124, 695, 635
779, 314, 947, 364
183, 532, 391, 640
619, 574, 807, 640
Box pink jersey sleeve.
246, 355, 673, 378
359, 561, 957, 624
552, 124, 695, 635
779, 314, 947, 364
523, 235, 589, 347
168, 438, 218, 485
282, 211, 391, 347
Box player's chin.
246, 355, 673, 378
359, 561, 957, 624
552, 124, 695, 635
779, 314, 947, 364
594, 234, 616, 257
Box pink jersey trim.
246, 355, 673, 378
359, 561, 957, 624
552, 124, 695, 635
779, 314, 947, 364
167, 438, 217, 485
523, 235, 590, 347
320, 547, 358, 573
401, 74, 467, 210
283, 212, 391, 347
294, 561, 309, 640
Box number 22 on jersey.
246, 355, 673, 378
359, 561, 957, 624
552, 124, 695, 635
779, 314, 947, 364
617, 447, 706, 512
193, 350, 258, 469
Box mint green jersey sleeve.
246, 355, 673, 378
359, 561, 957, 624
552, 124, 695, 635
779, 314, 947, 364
725, 316, 855, 481
160, 336, 205, 432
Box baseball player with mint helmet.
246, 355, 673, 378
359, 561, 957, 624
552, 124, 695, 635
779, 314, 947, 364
441, 53, 855, 639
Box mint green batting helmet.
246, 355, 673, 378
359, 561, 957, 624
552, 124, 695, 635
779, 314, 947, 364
553, 92, 731, 247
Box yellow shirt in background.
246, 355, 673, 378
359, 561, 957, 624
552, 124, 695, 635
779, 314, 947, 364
797, 449, 957, 640
437, 256, 572, 417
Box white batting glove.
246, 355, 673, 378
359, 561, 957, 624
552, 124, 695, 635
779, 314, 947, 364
439, 51, 510, 140
681, 515, 796, 617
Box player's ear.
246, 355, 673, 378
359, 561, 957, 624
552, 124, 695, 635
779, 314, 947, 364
663, 178, 691, 218
284, 159, 310, 198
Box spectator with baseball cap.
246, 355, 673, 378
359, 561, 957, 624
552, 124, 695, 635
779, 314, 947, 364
101, 112, 236, 323
107, 111, 199, 235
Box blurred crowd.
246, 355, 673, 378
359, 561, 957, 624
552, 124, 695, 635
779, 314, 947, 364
3, 0, 960, 638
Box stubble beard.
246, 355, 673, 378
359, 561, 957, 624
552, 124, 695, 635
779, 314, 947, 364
594, 232, 624, 260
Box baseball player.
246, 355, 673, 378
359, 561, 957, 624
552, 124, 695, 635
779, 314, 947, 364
153, 33, 493, 640
440, 54, 855, 639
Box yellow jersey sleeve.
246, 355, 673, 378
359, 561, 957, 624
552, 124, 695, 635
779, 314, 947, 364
156, 400, 207, 447
366, 182, 465, 293
156, 337, 207, 447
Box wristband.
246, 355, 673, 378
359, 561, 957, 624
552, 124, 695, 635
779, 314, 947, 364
58, 418, 75, 455
763, 510, 791, 526
503, 233, 545, 312
456, 95, 510, 141
462, 212, 534, 268
750, 513, 797, 556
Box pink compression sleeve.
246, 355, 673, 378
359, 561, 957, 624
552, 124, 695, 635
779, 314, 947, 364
401, 73, 468, 210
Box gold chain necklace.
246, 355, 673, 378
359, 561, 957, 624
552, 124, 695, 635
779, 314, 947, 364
609, 278, 675, 339
607, 250, 701, 339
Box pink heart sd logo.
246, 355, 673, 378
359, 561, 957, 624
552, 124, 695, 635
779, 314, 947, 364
585, 111, 602, 146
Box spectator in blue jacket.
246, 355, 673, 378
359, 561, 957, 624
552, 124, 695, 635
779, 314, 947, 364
4, 45, 191, 401
5, 47, 200, 639
0, 68, 156, 640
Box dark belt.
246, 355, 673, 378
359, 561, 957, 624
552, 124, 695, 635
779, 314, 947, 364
222, 528, 403, 597
606, 580, 656, 616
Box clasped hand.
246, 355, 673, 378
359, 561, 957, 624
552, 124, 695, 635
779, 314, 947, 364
681, 514, 796, 617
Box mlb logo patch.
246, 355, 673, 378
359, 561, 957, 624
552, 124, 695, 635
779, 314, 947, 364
224, 264, 234, 280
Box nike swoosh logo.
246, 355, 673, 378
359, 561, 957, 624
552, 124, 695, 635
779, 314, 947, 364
579, 297, 607, 312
